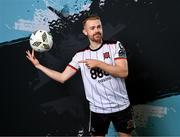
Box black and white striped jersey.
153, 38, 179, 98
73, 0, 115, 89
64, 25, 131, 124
68, 40, 130, 113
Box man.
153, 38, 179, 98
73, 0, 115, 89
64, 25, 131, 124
26, 15, 135, 137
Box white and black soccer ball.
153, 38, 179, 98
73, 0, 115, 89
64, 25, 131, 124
29, 30, 53, 52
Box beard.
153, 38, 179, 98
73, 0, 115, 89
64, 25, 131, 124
91, 32, 103, 43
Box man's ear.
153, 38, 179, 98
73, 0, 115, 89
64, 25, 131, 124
82, 29, 87, 36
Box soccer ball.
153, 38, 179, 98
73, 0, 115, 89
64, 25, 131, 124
29, 30, 53, 52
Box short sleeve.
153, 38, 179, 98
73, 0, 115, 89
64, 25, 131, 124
114, 41, 127, 59
68, 53, 80, 70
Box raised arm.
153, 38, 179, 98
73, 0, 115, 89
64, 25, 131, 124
26, 50, 77, 83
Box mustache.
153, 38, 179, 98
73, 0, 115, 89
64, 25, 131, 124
93, 32, 101, 36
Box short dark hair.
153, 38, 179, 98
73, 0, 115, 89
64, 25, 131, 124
82, 14, 101, 26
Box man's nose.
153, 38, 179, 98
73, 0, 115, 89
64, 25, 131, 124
94, 27, 100, 33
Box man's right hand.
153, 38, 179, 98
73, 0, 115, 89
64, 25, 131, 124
26, 49, 40, 68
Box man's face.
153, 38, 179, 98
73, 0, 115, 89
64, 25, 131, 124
83, 19, 103, 43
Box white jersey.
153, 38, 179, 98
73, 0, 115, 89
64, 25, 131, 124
69, 40, 130, 113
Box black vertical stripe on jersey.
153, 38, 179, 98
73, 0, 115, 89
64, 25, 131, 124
94, 84, 104, 113
107, 43, 114, 64
82, 51, 96, 111
109, 79, 121, 110
95, 49, 105, 113
101, 82, 113, 113
115, 78, 126, 104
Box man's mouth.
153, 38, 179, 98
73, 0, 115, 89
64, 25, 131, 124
94, 33, 101, 37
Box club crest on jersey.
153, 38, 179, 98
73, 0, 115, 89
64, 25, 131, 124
103, 52, 110, 59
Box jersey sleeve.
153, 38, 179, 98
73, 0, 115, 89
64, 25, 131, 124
68, 53, 80, 71
114, 41, 127, 60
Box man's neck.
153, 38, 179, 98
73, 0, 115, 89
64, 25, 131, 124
89, 40, 102, 50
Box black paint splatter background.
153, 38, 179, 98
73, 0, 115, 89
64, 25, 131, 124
0, 0, 180, 135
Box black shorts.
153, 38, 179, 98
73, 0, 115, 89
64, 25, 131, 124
89, 106, 135, 136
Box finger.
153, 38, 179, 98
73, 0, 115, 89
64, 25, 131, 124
26, 50, 29, 54
86, 64, 91, 69
26, 55, 31, 60
26, 50, 31, 57
79, 60, 87, 63
32, 49, 34, 57
26, 50, 31, 53
26, 50, 30, 56
26, 50, 31, 54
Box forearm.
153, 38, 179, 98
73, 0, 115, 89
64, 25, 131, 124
35, 64, 66, 83
97, 61, 128, 78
